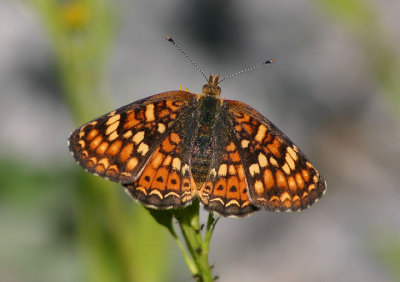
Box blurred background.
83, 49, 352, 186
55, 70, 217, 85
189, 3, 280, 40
1, 0, 400, 281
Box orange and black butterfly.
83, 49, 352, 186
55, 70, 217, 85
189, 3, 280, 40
68, 39, 326, 217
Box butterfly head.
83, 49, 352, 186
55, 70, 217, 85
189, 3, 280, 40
202, 74, 221, 97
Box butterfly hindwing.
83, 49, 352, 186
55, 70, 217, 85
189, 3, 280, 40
68, 91, 198, 187
198, 115, 259, 217
223, 100, 326, 212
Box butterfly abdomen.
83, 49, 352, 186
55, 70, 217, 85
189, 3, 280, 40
191, 95, 220, 184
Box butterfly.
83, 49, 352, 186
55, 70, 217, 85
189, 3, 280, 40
68, 70, 326, 217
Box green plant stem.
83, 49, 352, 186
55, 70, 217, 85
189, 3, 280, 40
173, 199, 216, 282
148, 199, 218, 281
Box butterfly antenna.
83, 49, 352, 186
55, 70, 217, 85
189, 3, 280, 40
165, 36, 209, 82
219, 59, 275, 84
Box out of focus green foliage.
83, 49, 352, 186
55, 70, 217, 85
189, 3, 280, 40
17, 0, 171, 281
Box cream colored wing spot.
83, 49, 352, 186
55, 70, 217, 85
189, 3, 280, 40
106, 120, 120, 135
282, 163, 291, 175
258, 152, 268, 168
136, 186, 147, 195
218, 164, 228, 176
255, 125, 267, 143
106, 114, 120, 125
145, 104, 155, 122
123, 130, 132, 138
172, 157, 182, 171
137, 143, 149, 156
287, 147, 298, 161
269, 156, 279, 167
285, 153, 296, 170
149, 189, 163, 199
108, 131, 119, 142
225, 199, 240, 207
132, 131, 145, 145
249, 163, 260, 176
78, 140, 85, 148
182, 164, 190, 174
157, 123, 166, 133
241, 139, 250, 148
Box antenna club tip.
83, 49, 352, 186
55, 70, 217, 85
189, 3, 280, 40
265, 59, 275, 64
165, 36, 174, 43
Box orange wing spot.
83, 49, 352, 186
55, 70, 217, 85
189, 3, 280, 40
126, 157, 138, 171
167, 171, 181, 191
237, 165, 245, 180
150, 150, 166, 169
213, 179, 227, 197
234, 125, 242, 131
86, 129, 99, 141
106, 164, 119, 176
158, 108, 170, 118
292, 196, 301, 210
96, 142, 109, 155
90, 135, 103, 150
276, 170, 288, 188
182, 178, 192, 192
269, 196, 281, 209
302, 191, 309, 201
254, 180, 265, 196
106, 140, 122, 156
81, 150, 89, 158
226, 176, 240, 198
308, 184, 316, 191
170, 132, 182, 144
267, 138, 281, 158
242, 124, 254, 135
78, 140, 85, 148
87, 157, 98, 168
95, 159, 109, 173
79, 131, 85, 138
166, 100, 181, 111
98, 158, 110, 169
163, 155, 173, 166
239, 178, 248, 199
295, 173, 305, 189
287, 176, 297, 193
138, 166, 157, 189
226, 142, 236, 152
124, 112, 141, 129
302, 169, 310, 182
263, 169, 275, 189
119, 143, 134, 163
152, 167, 169, 191
228, 165, 236, 175
282, 199, 292, 209
229, 151, 241, 162
161, 137, 175, 153
235, 113, 250, 123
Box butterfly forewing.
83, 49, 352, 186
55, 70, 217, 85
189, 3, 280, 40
123, 112, 199, 209
68, 91, 198, 188
223, 100, 326, 212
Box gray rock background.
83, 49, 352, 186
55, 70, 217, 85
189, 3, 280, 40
1, 0, 400, 281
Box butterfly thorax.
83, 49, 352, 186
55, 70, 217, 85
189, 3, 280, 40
191, 74, 222, 185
